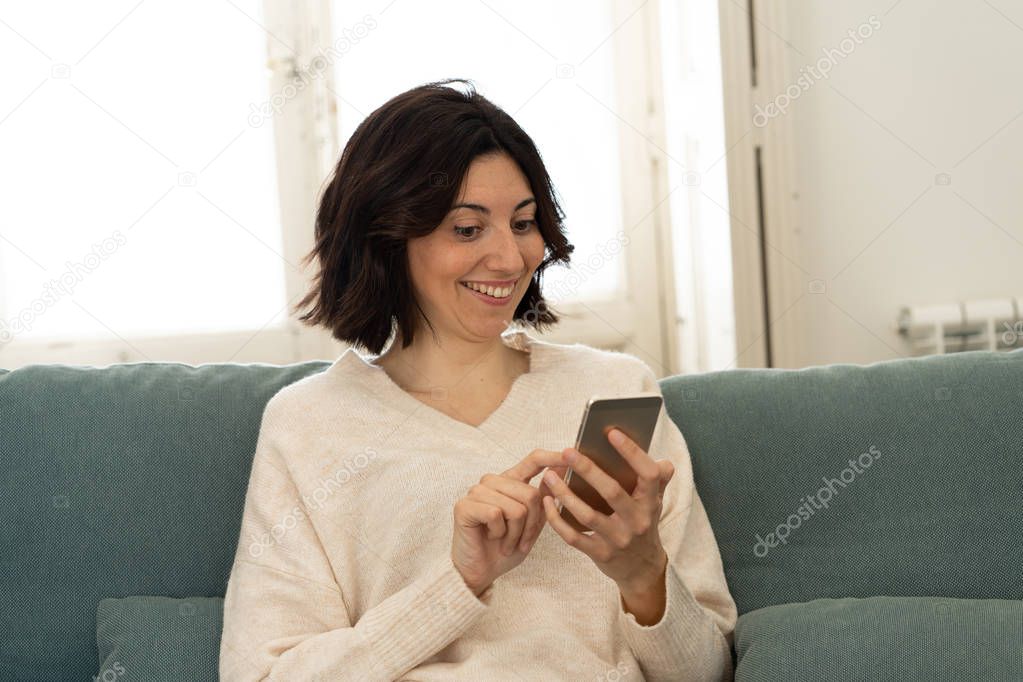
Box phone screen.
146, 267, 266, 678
557, 394, 663, 533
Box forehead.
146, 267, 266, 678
456, 153, 531, 200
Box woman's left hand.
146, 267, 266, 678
541, 428, 675, 596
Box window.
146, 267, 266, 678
325, 0, 678, 368
0, 0, 734, 374
659, 0, 737, 372
0, 1, 286, 361
331, 0, 626, 303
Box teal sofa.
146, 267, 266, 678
2, 349, 1021, 680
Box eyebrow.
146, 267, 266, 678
448, 198, 536, 215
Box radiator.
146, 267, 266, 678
897, 297, 1023, 355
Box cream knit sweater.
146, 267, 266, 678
219, 329, 737, 681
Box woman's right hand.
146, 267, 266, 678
451, 448, 569, 596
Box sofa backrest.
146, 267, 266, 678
4, 349, 1020, 678
0, 360, 329, 681
661, 348, 1023, 615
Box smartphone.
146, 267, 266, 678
556, 394, 664, 534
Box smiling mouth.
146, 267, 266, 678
459, 278, 518, 300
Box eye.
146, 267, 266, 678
455, 220, 536, 240
454, 225, 481, 239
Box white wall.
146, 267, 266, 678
766, 0, 1023, 366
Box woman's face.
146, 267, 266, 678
406, 152, 547, 342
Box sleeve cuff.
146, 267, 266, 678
358, 554, 491, 669
617, 560, 730, 679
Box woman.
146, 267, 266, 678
220, 78, 737, 681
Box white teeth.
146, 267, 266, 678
462, 281, 514, 298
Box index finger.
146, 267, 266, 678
502, 448, 571, 482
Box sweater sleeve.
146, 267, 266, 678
614, 363, 738, 682
219, 400, 493, 681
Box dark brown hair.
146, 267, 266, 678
292, 78, 575, 355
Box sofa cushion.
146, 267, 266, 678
0, 361, 328, 681
96, 596, 223, 681
661, 348, 1023, 614
735, 596, 1023, 681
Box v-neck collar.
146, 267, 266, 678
332, 329, 553, 440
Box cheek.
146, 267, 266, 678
526, 234, 547, 267
412, 241, 472, 280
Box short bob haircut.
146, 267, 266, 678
293, 78, 575, 355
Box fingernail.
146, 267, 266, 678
609, 429, 625, 446
544, 470, 558, 486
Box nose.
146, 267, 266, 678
482, 222, 528, 275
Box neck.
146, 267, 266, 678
373, 327, 527, 393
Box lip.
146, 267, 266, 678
460, 278, 518, 306
459, 277, 519, 287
